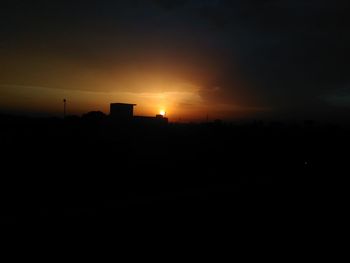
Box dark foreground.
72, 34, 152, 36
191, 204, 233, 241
0, 115, 347, 225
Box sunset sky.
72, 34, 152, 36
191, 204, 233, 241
1, 0, 349, 121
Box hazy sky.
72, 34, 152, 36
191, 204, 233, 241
1, 0, 349, 121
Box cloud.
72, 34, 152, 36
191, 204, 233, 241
151, 0, 188, 9
323, 86, 350, 108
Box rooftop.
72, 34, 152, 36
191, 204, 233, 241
110, 103, 136, 106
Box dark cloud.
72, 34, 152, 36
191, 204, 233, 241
151, 0, 188, 10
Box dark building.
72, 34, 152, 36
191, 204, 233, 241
109, 102, 168, 126
110, 103, 136, 120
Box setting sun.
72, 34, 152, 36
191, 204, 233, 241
160, 110, 166, 116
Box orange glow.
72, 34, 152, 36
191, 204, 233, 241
0, 51, 265, 121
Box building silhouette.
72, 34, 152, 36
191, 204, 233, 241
110, 103, 136, 120
109, 103, 168, 125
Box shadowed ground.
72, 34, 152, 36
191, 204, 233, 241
0, 115, 347, 224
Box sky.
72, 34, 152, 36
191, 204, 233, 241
0, 0, 349, 121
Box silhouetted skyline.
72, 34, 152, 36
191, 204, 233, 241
1, 1, 349, 122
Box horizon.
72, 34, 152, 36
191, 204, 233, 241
1, 1, 350, 122
1, 106, 349, 125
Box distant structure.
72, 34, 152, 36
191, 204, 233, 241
82, 111, 106, 122
110, 103, 136, 120
63, 99, 67, 119
109, 102, 168, 125
133, 114, 168, 125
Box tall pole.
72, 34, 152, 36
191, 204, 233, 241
63, 99, 66, 119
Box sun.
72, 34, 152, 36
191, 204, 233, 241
160, 110, 166, 116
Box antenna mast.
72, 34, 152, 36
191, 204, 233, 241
63, 99, 67, 119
